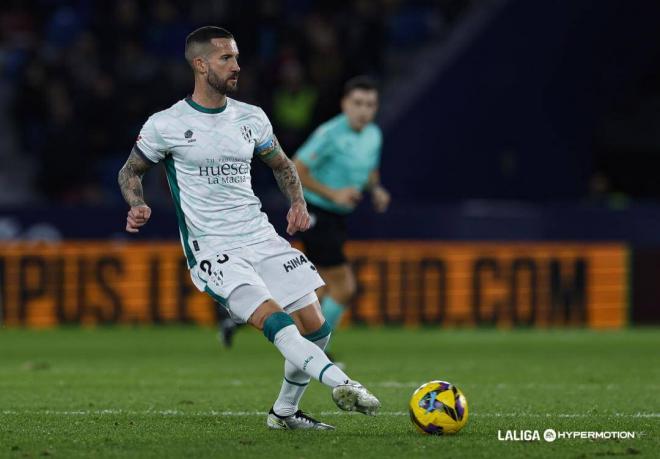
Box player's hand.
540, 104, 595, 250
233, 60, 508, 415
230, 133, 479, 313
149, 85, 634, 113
371, 185, 390, 213
331, 187, 362, 209
126, 205, 152, 233
286, 200, 311, 235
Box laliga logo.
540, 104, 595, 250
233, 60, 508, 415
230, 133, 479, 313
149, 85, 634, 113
497, 430, 541, 441
496, 429, 557, 442
544, 429, 557, 442
498, 428, 636, 442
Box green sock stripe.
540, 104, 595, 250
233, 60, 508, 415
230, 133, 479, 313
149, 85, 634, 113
319, 363, 334, 384
284, 377, 309, 387
303, 321, 331, 342
263, 312, 294, 343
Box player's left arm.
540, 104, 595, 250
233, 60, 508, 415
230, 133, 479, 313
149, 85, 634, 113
367, 169, 390, 213
259, 136, 311, 235
118, 147, 156, 233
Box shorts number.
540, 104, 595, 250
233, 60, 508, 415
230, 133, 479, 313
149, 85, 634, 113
200, 255, 229, 275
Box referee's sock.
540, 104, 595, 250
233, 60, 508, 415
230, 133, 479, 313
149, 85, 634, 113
321, 296, 345, 331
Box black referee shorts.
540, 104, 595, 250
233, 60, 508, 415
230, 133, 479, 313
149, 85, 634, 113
299, 203, 348, 268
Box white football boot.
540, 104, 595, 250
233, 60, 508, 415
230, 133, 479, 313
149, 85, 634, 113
332, 381, 380, 416
266, 408, 335, 430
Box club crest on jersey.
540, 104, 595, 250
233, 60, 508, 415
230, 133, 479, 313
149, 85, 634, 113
283, 254, 309, 273
184, 129, 196, 143
240, 125, 253, 143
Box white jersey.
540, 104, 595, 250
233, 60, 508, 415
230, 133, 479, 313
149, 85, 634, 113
136, 97, 279, 268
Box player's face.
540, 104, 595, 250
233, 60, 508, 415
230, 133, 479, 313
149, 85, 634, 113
341, 89, 379, 131
204, 38, 240, 94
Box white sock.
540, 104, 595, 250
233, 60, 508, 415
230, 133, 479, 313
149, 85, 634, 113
273, 333, 330, 416
272, 324, 349, 388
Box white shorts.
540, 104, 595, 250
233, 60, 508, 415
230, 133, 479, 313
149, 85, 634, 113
190, 236, 325, 323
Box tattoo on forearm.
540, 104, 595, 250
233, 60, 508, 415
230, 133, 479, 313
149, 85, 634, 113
273, 156, 305, 203
118, 147, 154, 207
263, 138, 304, 203
259, 136, 305, 204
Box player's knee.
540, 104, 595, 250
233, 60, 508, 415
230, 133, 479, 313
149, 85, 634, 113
248, 300, 284, 331
289, 292, 325, 334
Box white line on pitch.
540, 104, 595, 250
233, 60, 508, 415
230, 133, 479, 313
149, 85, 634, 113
0, 410, 658, 418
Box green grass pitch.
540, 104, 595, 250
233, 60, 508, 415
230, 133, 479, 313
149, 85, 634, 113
0, 326, 658, 458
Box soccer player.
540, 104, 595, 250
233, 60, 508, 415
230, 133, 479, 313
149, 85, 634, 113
294, 76, 390, 342
117, 26, 380, 430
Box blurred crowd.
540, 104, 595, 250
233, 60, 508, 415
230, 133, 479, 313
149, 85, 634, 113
0, 0, 472, 205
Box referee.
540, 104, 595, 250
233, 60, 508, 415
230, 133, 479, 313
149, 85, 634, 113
294, 76, 390, 348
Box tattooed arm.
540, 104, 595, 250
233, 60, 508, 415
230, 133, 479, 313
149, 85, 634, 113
263, 151, 305, 205
118, 147, 156, 233
259, 137, 310, 235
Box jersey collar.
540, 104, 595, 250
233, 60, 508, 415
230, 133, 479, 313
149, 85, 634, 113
185, 97, 228, 114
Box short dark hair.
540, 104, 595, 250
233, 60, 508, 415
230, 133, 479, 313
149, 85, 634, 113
185, 26, 234, 63
343, 75, 379, 97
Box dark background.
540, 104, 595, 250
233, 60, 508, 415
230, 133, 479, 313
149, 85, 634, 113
2, 0, 660, 239
1, 0, 660, 321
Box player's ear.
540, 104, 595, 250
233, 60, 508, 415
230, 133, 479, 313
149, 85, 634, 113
193, 56, 207, 74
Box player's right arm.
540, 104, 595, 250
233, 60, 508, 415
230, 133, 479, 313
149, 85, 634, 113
294, 159, 361, 208
117, 147, 156, 233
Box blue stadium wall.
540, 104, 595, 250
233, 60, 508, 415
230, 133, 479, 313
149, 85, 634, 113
381, 0, 660, 201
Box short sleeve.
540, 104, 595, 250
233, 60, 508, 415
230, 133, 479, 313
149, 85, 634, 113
253, 108, 278, 161
294, 126, 330, 168
135, 116, 168, 164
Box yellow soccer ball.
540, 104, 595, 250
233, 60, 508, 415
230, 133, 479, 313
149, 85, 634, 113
409, 380, 469, 435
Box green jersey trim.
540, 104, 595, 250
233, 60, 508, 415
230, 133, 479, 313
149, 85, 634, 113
204, 286, 228, 307
163, 156, 197, 268
185, 97, 227, 114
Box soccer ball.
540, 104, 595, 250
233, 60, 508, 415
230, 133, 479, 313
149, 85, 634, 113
409, 380, 468, 435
